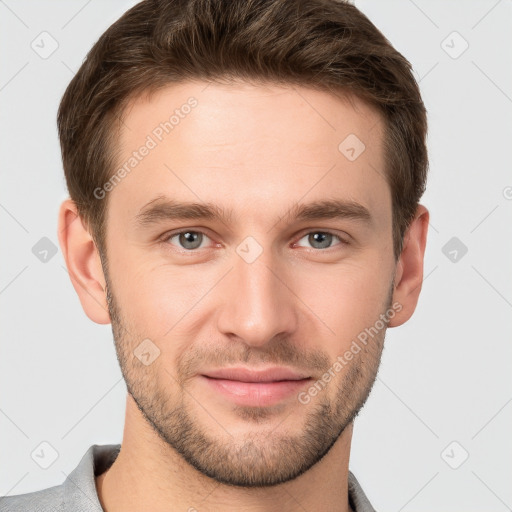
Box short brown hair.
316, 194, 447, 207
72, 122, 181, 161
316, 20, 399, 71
57, 0, 428, 262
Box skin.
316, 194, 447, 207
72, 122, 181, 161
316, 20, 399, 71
58, 80, 429, 512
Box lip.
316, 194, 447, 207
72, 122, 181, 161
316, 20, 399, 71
199, 367, 312, 407
201, 366, 310, 383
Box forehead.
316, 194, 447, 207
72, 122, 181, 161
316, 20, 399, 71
110, 80, 389, 229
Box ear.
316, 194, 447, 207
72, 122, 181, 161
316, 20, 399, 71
388, 204, 429, 327
57, 198, 111, 324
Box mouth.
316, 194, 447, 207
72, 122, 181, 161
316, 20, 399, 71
199, 367, 312, 407
201, 366, 311, 383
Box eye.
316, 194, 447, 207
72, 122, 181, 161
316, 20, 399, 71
164, 230, 212, 251
294, 231, 347, 250
160, 229, 348, 253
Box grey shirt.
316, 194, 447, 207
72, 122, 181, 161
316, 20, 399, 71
0, 444, 376, 511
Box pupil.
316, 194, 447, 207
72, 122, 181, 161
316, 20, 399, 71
310, 232, 331, 249
180, 231, 201, 249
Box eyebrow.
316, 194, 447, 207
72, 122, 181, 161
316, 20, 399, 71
133, 195, 372, 229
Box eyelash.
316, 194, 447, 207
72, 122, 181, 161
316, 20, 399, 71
159, 229, 349, 253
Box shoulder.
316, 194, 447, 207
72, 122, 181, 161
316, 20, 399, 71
0, 483, 64, 512
0, 443, 120, 512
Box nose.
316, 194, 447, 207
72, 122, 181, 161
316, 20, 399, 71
216, 245, 298, 347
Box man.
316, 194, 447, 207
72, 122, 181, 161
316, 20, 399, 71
0, 0, 429, 510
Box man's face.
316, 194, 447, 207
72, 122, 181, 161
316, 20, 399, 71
102, 81, 396, 487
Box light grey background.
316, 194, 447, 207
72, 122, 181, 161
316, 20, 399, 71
1, 0, 511, 510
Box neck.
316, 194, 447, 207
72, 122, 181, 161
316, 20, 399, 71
96, 395, 355, 512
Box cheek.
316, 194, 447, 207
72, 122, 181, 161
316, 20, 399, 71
110, 254, 216, 339
293, 255, 392, 343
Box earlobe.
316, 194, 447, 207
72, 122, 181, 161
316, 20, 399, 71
57, 199, 111, 325
388, 204, 430, 328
